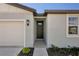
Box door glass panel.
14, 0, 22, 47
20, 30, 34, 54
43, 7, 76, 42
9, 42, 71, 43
38, 23, 42, 26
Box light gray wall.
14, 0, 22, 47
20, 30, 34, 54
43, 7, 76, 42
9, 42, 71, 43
0, 4, 34, 47
47, 14, 79, 48
0, 4, 32, 13
0, 13, 34, 47
0, 13, 32, 19
25, 14, 34, 47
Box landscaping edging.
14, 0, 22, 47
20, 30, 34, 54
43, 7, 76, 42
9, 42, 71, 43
18, 48, 34, 56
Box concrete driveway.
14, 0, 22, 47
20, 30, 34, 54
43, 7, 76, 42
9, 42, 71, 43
0, 46, 22, 56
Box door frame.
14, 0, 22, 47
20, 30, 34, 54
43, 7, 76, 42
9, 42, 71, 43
34, 18, 46, 41
36, 21, 44, 39
34, 17, 48, 47
35, 19, 45, 40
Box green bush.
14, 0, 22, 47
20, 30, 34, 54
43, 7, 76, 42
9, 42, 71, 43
50, 44, 79, 55
22, 48, 30, 54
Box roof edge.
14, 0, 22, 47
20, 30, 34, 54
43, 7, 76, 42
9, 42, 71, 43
45, 10, 79, 14
6, 3, 36, 13
4, 4, 79, 15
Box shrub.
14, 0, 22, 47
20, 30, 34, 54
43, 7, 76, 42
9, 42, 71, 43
50, 44, 79, 55
22, 48, 30, 54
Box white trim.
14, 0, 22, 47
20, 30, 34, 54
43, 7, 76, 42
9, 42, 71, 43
66, 15, 79, 37
24, 20, 26, 47
34, 16, 46, 18
67, 35, 79, 37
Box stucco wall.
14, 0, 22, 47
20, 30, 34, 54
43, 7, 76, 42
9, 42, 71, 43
47, 14, 79, 48
25, 14, 34, 47
0, 4, 34, 47
0, 4, 32, 13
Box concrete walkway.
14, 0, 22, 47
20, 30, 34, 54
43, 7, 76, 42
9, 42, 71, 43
0, 46, 22, 56
33, 48, 48, 56
33, 40, 48, 56
34, 40, 47, 48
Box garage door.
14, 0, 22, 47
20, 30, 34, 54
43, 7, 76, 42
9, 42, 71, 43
0, 21, 24, 46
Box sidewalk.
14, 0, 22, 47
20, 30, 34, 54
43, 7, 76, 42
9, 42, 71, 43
33, 48, 48, 56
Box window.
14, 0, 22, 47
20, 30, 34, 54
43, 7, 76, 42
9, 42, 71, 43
68, 26, 78, 34
67, 16, 78, 36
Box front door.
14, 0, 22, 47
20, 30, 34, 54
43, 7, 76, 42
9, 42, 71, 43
36, 21, 44, 39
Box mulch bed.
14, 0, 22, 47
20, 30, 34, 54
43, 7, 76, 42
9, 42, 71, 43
18, 48, 34, 56
47, 48, 79, 56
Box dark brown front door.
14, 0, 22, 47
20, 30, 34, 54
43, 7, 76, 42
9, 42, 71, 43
36, 21, 44, 39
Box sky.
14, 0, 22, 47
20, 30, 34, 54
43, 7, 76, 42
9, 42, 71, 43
21, 3, 79, 13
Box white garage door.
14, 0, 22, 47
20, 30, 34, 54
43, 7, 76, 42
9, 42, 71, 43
0, 21, 24, 46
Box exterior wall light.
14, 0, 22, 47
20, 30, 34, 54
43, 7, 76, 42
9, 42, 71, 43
26, 19, 30, 26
